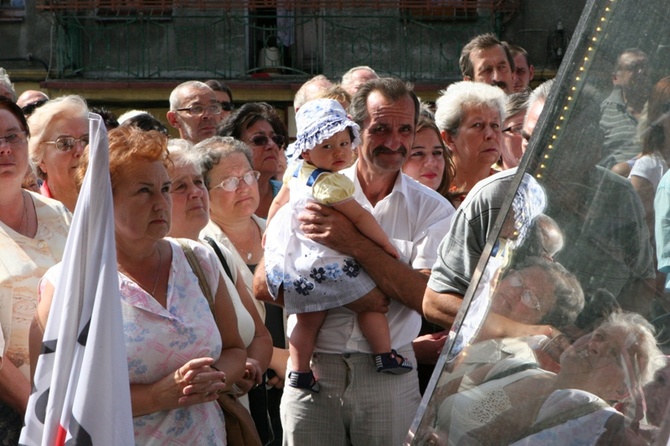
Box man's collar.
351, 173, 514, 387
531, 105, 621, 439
346, 161, 407, 202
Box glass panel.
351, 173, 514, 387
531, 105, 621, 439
409, 0, 670, 444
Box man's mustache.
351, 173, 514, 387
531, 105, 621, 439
373, 146, 408, 157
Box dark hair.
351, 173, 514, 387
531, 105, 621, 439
506, 43, 531, 67
515, 256, 585, 330
349, 77, 420, 129
0, 96, 30, 137
205, 79, 234, 103
89, 106, 119, 130
217, 102, 287, 149
122, 113, 169, 136
459, 33, 515, 80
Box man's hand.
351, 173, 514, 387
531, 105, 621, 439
413, 331, 449, 365
345, 288, 391, 313
298, 202, 363, 256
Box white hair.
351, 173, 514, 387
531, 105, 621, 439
118, 109, 151, 124
0, 67, 16, 101
434, 81, 506, 135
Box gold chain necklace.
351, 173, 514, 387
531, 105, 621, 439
119, 245, 162, 297
233, 222, 258, 261
17, 192, 28, 234
150, 245, 162, 296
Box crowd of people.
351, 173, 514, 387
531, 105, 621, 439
1, 31, 669, 446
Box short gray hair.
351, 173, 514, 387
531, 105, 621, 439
192, 136, 253, 188
294, 74, 333, 110
0, 68, 16, 102
597, 311, 665, 387
28, 95, 89, 179
167, 138, 197, 170
169, 80, 212, 111
505, 91, 530, 120
527, 79, 554, 114
341, 66, 378, 88
434, 81, 506, 135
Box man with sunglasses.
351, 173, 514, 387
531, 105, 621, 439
599, 48, 652, 169
166, 81, 224, 144
16, 90, 49, 117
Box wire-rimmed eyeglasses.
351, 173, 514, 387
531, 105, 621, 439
211, 170, 261, 192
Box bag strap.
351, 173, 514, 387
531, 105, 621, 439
518, 398, 610, 440
484, 363, 539, 383
178, 240, 215, 315
204, 236, 234, 283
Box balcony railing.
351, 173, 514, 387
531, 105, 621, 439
36, 0, 518, 14
35, 1, 518, 80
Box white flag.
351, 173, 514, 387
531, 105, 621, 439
20, 113, 134, 446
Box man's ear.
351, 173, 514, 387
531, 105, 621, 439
166, 111, 180, 129
463, 75, 472, 82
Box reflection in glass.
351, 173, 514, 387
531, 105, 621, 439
409, 0, 670, 443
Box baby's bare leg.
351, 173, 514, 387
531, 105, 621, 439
357, 287, 392, 355
290, 311, 328, 372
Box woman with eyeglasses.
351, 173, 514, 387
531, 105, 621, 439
499, 91, 530, 170
218, 102, 289, 219
0, 97, 71, 443
32, 126, 246, 445
197, 136, 288, 443
166, 139, 272, 442
28, 95, 89, 212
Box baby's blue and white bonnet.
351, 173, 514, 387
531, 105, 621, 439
286, 98, 361, 160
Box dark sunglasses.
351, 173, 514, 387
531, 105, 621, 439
247, 134, 286, 148
219, 101, 235, 112
21, 99, 48, 116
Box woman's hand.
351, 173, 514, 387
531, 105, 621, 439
267, 347, 289, 390
132, 357, 225, 416
232, 358, 264, 395
176, 357, 226, 403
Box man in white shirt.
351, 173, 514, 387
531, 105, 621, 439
255, 77, 454, 445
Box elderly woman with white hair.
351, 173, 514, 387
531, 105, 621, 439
426, 311, 665, 445
435, 82, 507, 207
28, 95, 89, 212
